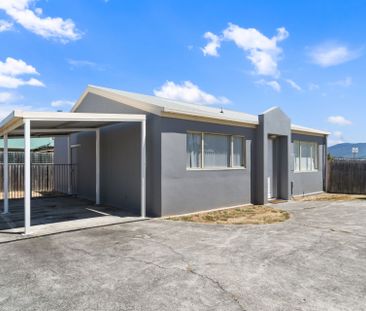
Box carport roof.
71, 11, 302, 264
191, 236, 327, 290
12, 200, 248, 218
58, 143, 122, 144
0, 110, 146, 137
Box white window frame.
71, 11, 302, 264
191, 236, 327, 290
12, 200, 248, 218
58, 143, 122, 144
294, 140, 319, 172
187, 131, 246, 170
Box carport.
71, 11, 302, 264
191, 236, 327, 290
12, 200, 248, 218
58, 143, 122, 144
0, 110, 146, 234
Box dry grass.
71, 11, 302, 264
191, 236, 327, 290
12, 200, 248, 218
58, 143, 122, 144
294, 193, 366, 202
167, 205, 290, 225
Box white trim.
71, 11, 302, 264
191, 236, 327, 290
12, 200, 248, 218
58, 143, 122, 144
24, 120, 31, 235
95, 129, 100, 205
3, 134, 9, 214
187, 167, 246, 171
12, 128, 98, 134
67, 136, 72, 195
141, 120, 146, 218
186, 131, 246, 170
72, 85, 162, 115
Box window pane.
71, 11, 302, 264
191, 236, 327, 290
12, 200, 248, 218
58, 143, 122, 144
294, 141, 300, 171
187, 133, 202, 168
233, 136, 245, 167
204, 134, 230, 168
299, 142, 317, 171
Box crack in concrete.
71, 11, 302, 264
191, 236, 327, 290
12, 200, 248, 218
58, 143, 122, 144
131, 234, 247, 310
298, 223, 366, 238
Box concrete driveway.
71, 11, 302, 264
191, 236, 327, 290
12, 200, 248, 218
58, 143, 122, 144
0, 199, 366, 311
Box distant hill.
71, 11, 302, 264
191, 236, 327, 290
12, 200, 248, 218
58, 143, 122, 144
328, 143, 366, 158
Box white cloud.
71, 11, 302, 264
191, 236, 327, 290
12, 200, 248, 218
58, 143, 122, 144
0, 20, 13, 32
256, 79, 281, 92
285, 79, 302, 91
0, 57, 44, 88
0, 74, 44, 88
51, 99, 74, 108
201, 32, 221, 57
66, 58, 106, 71
154, 81, 230, 105
0, 92, 16, 103
330, 76, 352, 87
0, 57, 38, 76
0, 0, 81, 43
308, 82, 320, 91
328, 131, 345, 146
309, 43, 361, 67
202, 24, 289, 76
327, 115, 352, 126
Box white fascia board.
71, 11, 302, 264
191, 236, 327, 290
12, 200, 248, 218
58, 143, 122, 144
18, 111, 146, 122
291, 124, 330, 136
71, 85, 162, 115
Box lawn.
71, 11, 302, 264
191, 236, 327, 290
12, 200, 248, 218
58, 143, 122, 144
167, 205, 290, 225
294, 193, 366, 202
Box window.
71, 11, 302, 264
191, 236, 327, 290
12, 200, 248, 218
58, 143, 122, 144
187, 132, 245, 169
204, 134, 230, 168
232, 136, 245, 167
293, 141, 318, 172
186, 133, 202, 168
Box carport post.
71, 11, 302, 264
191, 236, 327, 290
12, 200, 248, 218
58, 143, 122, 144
24, 119, 31, 234
3, 133, 9, 214
141, 119, 146, 218
95, 129, 100, 205
67, 135, 72, 195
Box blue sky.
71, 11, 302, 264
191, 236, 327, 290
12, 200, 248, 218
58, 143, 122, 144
0, 0, 365, 145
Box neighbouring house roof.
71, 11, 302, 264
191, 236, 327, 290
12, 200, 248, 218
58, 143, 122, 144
0, 137, 54, 150
72, 85, 329, 136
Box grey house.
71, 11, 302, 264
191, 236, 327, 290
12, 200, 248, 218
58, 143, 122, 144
55, 85, 329, 217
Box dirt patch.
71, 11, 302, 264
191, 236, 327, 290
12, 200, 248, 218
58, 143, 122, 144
294, 193, 366, 202
167, 205, 290, 225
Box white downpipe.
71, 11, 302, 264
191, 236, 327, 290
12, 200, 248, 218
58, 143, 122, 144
95, 129, 100, 205
3, 133, 9, 214
141, 120, 146, 218
67, 135, 72, 195
24, 120, 31, 234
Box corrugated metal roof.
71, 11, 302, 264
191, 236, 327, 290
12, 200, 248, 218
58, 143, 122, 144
77, 85, 329, 136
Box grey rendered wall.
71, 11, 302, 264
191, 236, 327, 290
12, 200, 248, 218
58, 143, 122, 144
290, 133, 326, 196
68, 93, 162, 216
256, 108, 291, 204
160, 118, 255, 216
54, 137, 68, 165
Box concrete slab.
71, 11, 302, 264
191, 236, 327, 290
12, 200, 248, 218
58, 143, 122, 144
0, 199, 365, 310
0, 196, 141, 242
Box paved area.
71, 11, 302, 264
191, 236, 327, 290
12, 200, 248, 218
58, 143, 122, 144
0, 199, 366, 310
0, 197, 139, 242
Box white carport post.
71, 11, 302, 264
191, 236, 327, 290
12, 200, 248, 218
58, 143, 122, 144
141, 119, 146, 218
67, 135, 72, 195
3, 133, 9, 214
24, 119, 31, 234
95, 129, 100, 205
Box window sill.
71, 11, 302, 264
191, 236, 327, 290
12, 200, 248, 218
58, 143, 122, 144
187, 167, 246, 171
294, 170, 319, 173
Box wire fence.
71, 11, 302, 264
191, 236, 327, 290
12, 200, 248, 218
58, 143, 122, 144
0, 164, 77, 199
